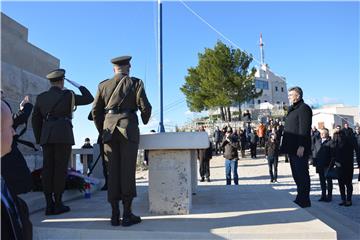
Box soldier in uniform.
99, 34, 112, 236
92, 56, 152, 227
32, 69, 94, 215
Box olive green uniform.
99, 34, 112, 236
32, 86, 93, 194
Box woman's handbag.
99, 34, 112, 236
325, 165, 338, 179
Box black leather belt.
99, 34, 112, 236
45, 116, 71, 121
104, 108, 136, 115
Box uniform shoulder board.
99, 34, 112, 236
62, 89, 73, 95
131, 77, 140, 83
99, 79, 109, 85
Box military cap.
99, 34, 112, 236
111, 56, 132, 66
46, 69, 65, 82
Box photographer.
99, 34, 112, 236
222, 127, 240, 185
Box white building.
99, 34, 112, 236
312, 104, 360, 133
251, 64, 288, 108
208, 34, 289, 120
244, 34, 289, 109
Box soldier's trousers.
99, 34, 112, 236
104, 129, 138, 203
42, 144, 72, 194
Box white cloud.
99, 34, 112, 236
305, 96, 342, 107
322, 96, 340, 104
185, 110, 193, 115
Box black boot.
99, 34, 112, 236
110, 202, 120, 226
325, 192, 332, 202
318, 192, 327, 202
101, 180, 108, 191
122, 200, 141, 227
44, 193, 54, 215
53, 194, 70, 215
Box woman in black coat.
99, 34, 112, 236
333, 125, 354, 206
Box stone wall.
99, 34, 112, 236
1, 13, 60, 168
1, 13, 60, 77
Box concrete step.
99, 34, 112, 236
20, 179, 104, 214
30, 184, 336, 240
305, 200, 360, 240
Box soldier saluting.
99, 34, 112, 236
92, 56, 151, 227
32, 69, 94, 215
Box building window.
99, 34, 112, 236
275, 86, 278, 91
277, 101, 280, 104
265, 100, 268, 103
255, 80, 269, 90
257, 100, 261, 104
281, 87, 284, 92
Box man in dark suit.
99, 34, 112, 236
197, 126, 212, 182
2, 100, 33, 240
32, 69, 93, 215
280, 86, 312, 208
92, 56, 152, 227
1, 92, 33, 195
80, 137, 94, 173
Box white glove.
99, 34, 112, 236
65, 78, 81, 88
19, 96, 30, 110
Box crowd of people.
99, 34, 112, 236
207, 118, 360, 206
202, 87, 360, 209
209, 116, 286, 186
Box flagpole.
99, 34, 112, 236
158, 0, 165, 132
260, 33, 265, 65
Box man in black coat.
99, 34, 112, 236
213, 126, 222, 155
1, 93, 33, 195
80, 138, 94, 174
197, 126, 213, 182
280, 86, 312, 208
222, 127, 240, 185
355, 127, 360, 181
1, 100, 33, 240
312, 128, 333, 202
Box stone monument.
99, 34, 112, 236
1, 12, 60, 170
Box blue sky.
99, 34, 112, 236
2, 1, 359, 146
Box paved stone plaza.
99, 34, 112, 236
28, 150, 359, 240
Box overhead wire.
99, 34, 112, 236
178, 0, 288, 81
179, 0, 261, 65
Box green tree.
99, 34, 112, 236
181, 40, 262, 121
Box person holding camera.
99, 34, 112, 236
222, 127, 240, 185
